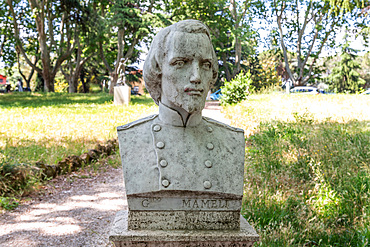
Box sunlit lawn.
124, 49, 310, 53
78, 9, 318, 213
0, 92, 158, 175
1, 91, 370, 246
223, 93, 370, 246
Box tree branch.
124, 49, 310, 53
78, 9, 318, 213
302, 18, 339, 83
7, 0, 42, 74
275, 0, 296, 84
99, 41, 113, 73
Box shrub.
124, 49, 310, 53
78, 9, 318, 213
220, 72, 251, 105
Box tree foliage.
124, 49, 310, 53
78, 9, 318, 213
328, 40, 366, 92
0, 1, 17, 70
220, 72, 251, 105
1, 0, 368, 95
242, 49, 283, 92
59, 1, 97, 93
97, 0, 166, 94
329, 0, 369, 15
266, 0, 360, 86
6, 0, 83, 92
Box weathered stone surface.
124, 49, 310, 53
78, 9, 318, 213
128, 211, 240, 230
118, 112, 245, 197
111, 20, 258, 245
110, 210, 259, 246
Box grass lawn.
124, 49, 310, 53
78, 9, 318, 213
1, 92, 369, 246
0, 92, 158, 197
223, 93, 370, 246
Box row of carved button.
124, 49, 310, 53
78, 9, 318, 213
153, 123, 214, 189
153, 124, 214, 133
156, 141, 214, 150
158, 159, 213, 168
161, 179, 212, 189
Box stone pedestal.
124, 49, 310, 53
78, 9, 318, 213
114, 85, 131, 106
109, 210, 259, 247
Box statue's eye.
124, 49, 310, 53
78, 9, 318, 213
173, 60, 185, 67
202, 62, 211, 70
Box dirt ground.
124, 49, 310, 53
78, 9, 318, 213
0, 166, 126, 247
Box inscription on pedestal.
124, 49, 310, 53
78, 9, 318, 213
182, 199, 229, 209
113, 241, 255, 247
128, 211, 240, 230
128, 197, 241, 211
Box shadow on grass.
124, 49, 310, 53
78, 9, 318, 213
242, 119, 370, 246
0, 92, 154, 108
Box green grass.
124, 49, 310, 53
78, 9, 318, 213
1, 92, 370, 246
224, 93, 370, 246
0, 92, 158, 197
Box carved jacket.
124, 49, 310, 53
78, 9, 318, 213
117, 103, 245, 197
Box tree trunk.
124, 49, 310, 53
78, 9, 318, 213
232, 35, 242, 78
36, 72, 44, 92
43, 69, 54, 92
222, 52, 232, 82
108, 28, 125, 94
69, 75, 78, 93
109, 71, 119, 94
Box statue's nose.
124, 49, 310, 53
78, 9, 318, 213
190, 63, 201, 84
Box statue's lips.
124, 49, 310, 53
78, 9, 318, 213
184, 88, 203, 96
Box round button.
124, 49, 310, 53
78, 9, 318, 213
156, 142, 165, 149
162, 179, 170, 187
205, 160, 212, 168
153, 125, 161, 132
207, 126, 213, 132
203, 180, 212, 189
206, 143, 214, 150
160, 160, 168, 167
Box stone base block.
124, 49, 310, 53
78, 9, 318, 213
109, 210, 259, 247
128, 210, 240, 230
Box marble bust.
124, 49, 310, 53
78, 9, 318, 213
117, 20, 245, 230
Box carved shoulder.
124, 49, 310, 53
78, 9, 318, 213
203, 117, 244, 133
117, 114, 158, 131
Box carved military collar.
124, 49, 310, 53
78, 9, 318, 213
158, 102, 202, 127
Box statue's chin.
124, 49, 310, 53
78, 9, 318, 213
181, 99, 206, 113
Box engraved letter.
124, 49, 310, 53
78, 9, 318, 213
201, 199, 210, 208
142, 199, 149, 207
219, 199, 229, 208
193, 200, 199, 208
182, 199, 191, 208
211, 200, 217, 208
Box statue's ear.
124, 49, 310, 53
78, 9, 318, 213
144, 51, 162, 81
152, 56, 162, 77
143, 53, 162, 106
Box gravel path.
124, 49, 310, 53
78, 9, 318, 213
203, 101, 230, 125
0, 101, 228, 247
0, 166, 126, 247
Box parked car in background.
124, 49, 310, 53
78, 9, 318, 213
361, 89, 370, 95
318, 89, 335, 94
210, 89, 222, 100
131, 86, 141, 96
290, 86, 319, 94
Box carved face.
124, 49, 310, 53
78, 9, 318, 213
160, 31, 214, 113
